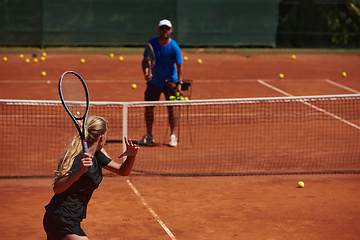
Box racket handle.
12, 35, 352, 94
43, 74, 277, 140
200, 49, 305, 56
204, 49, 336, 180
82, 140, 89, 154
82, 140, 92, 168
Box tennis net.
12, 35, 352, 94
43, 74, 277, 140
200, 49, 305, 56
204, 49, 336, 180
1, 94, 360, 178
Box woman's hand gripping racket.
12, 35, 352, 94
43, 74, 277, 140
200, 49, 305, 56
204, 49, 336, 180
59, 71, 90, 154
145, 43, 155, 80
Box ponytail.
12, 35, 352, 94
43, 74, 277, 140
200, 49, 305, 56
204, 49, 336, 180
54, 116, 108, 182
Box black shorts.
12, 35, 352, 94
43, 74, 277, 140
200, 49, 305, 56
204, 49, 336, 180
144, 83, 171, 101
43, 211, 86, 240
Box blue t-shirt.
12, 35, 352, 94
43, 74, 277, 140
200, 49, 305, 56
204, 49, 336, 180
144, 37, 183, 87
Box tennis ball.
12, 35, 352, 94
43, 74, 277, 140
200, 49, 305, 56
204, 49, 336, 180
298, 181, 305, 188
179, 96, 185, 100
80, 58, 85, 63
42, 52, 47, 57
110, 53, 114, 58
176, 92, 180, 97
19, 54, 24, 59
119, 56, 124, 61
184, 56, 188, 61
291, 55, 296, 59
41, 56, 45, 61
132, 84, 137, 89
33, 58, 38, 63
197, 59, 202, 64
342, 72, 347, 77
184, 97, 189, 100
25, 58, 30, 63
3, 56, 7, 62
41, 71, 46, 76
279, 73, 284, 79
169, 96, 176, 100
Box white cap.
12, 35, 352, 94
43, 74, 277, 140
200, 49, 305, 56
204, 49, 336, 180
158, 19, 172, 28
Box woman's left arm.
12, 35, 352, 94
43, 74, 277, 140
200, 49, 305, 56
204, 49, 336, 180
103, 137, 139, 176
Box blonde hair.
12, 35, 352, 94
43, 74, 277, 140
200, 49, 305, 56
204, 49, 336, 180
54, 116, 108, 182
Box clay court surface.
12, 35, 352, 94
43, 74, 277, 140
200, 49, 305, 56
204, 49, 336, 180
0, 50, 360, 239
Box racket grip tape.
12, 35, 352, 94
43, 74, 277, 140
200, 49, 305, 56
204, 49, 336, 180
82, 140, 89, 154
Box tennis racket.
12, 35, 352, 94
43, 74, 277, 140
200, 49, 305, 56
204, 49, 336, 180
145, 43, 155, 76
58, 71, 90, 154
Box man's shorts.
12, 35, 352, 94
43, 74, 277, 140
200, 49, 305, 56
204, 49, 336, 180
144, 83, 171, 101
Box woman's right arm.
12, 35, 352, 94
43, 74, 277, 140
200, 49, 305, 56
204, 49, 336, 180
53, 154, 93, 194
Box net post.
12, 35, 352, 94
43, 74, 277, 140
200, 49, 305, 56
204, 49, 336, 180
122, 103, 128, 163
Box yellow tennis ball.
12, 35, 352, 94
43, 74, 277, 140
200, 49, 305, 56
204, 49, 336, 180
184, 97, 189, 100
41, 71, 46, 76
42, 52, 47, 57
80, 58, 85, 63
184, 56, 188, 61
291, 55, 296, 59
132, 84, 137, 89
119, 56, 124, 61
279, 73, 284, 79
342, 72, 347, 77
3, 57, 7, 61
110, 53, 114, 58
33, 58, 38, 63
41, 56, 45, 61
25, 58, 30, 63
19, 54, 24, 59
298, 181, 304, 188
176, 92, 180, 97
197, 59, 202, 64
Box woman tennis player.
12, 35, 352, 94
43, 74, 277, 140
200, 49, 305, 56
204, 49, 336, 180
43, 116, 139, 240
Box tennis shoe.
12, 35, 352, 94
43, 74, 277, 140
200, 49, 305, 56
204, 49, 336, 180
169, 135, 178, 147
139, 134, 154, 145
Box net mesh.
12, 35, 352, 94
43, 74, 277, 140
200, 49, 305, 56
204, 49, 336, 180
1, 95, 360, 178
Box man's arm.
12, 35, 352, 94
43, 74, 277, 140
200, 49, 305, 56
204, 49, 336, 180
142, 57, 152, 81
176, 63, 183, 92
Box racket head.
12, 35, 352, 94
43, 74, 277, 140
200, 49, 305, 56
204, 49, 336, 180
58, 71, 90, 153
145, 43, 155, 68
58, 71, 90, 121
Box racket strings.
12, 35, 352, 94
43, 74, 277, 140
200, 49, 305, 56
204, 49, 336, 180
61, 74, 88, 118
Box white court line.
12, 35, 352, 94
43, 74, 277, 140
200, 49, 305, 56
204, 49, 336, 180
0, 79, 259, 83
325, 79, 360, 94
257, 79, 360, 131
258, 80, 292, 97
193, 79, 326, 83
0, 79, 329, 84
0, 79, 135, 83
127, 179, 177, 240
0, 80, 47, 83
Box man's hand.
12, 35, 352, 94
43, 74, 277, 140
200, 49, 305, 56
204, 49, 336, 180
144, 68, 152, 81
